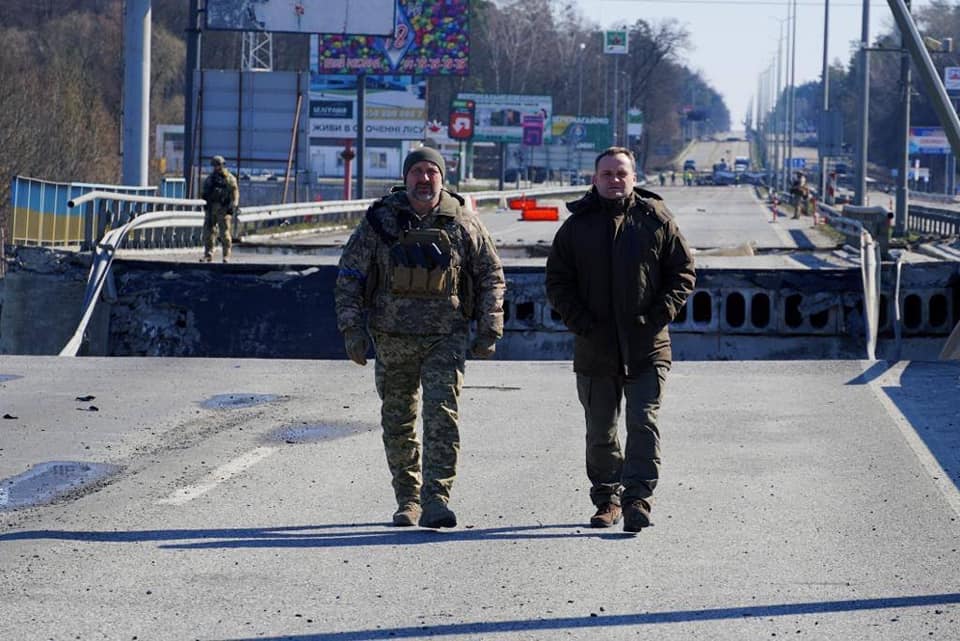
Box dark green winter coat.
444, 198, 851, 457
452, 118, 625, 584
545, 186, 696, 375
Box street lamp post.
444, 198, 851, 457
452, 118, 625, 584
786, 0, 798, 191
854, 0, 871, 206
775, 17, 786, 192
577, 42, 586, 117
819, 0, 830, 202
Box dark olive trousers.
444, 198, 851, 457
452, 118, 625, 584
576, 365, 668, 507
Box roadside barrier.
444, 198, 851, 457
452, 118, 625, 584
520, 206, 560, 221
508, 196, 537, 210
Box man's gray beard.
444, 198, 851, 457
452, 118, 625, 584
410, 188, 438, 203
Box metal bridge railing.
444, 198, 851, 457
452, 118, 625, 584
906, 204, 960, 237
64, 184, 587, 250
58, 184, 585, 356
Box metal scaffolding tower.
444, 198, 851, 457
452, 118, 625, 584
241, 31, 273, 71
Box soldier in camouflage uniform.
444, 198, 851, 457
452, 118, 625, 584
201, 155, 240, 263
334, 147, 505, 529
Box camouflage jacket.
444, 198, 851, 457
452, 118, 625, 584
335, 188, 505, 338
201, 169, 239, 213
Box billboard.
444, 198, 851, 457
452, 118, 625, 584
627, 108, 644, 138
457, 93, 553, 143
196, 70, 310, 175
313, 0, 469, 75
604, 30, 628, 55
309, 74, 427, 140
909, 127, 951, 155
552, 116, 610, 151
206, 0, 395, 35
945, 67, 960, 92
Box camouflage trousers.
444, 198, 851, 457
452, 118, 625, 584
203, 209, 233, 258
372, 330, 467, 507
576, 365, 668, 507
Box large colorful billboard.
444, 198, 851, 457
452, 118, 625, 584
313, 0, 469, 75
206, 0, 395, 35
457, 93, 553, 144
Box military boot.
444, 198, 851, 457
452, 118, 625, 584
418, 501, 457, 529
392, 502, 421, 527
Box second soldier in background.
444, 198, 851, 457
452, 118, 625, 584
334, 147, 505, 529
201, 155, 240, 263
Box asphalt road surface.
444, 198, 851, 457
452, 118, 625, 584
2, 356, 959, 640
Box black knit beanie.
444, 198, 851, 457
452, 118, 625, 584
403, 147, 445, 180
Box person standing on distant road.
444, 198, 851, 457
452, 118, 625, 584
201, 155, 239, 263
545, 146, 696, 533
790, 171, 809, 219
334, 146, 505, 529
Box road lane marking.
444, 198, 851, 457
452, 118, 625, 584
157, 446, 276, 505
868, 361, 960, 520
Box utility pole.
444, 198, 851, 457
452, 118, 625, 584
775, 20, 784, 192
819, 0, 830, 201
184, 0, 201, 196
786, 0, 798, 187
612, 55, 620, 145
895, 1, 911, 236
855, 0, 871, 206
122, 0, 151, 186
577, 42, 585, 117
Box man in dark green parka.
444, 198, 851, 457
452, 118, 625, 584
545, 146, 695, 532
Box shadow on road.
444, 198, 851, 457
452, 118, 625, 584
210, 592, 960, 640
0, 522, 628, 549
847, 361, 960, 496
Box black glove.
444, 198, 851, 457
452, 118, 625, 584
344, 328, 370, 366
469, 334, 497, 359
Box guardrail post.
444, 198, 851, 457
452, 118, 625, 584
82, 201, 96, 250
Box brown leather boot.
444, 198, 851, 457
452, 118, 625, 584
589, 503, 622, 528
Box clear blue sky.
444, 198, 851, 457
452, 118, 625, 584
574, 0, 932, 127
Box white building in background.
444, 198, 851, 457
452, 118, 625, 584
155, 124, 184, 175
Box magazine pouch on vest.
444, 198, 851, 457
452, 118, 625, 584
207, 173, 231, 207
390, 228, 455, 297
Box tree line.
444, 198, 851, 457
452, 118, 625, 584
0, 0, 732, 232
763, 1, 960, 189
